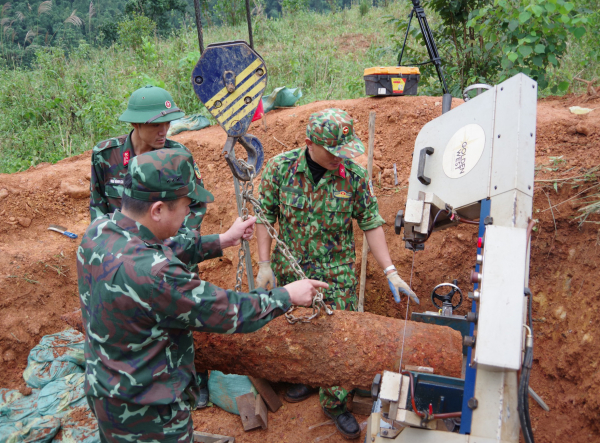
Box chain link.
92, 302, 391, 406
235, 159, 333, 324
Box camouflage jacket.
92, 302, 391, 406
77, 210, 291, 405
257, 147, 385, 273
89, 132, 206, 228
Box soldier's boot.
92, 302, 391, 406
197, 385, 209, 409
284, 384, 314, 403
323, 407, 361, 440
197, 371, 209, 409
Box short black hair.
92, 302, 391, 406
122, 173, 178, 216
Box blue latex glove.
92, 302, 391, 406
387, 271, 419, 305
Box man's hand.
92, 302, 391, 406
387, 271, 420, 305
256, 261, 276, 289
219, 216, 256, 249
284, 279, 329, 307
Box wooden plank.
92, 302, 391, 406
235, 392, 263, 431
351, 394, 374, 416
358, 111, 376, 313
248, 376, 282, 412
193, 430, 235, 443
255, 394, 268, 430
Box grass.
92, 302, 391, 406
0, 3, 405, 173
0, 1, 597, 173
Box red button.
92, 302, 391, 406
477, 237, 483, 248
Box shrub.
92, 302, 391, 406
117, 13, 156, 51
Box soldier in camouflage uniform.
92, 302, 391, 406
255, 109, 418, 440
89, 85, 206, 228
78, 148, 327, 443
88, 85, 217, 404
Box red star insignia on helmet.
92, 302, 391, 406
342, 126, 349, 135
165, 101, 172, 109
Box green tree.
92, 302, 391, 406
124, 0, 187, 33
213, 0, 245, 26
469, 0, 590, 91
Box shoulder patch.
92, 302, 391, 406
93, 134, 127, 153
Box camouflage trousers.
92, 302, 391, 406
87, 396, 193, 443
274, 262, 357, 414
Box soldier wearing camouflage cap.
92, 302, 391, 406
78, 148, 327, 443
255, 108, 417, 440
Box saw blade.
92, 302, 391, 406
398, 250, 416, 372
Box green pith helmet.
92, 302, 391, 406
119, 86, 186, 124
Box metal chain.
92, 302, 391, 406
234, 179, 251, 292
236, 159, 333, 324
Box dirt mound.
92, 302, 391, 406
0, 93, 599, 442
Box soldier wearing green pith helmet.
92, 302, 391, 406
90, 85, 205, 225
88, 85, 218, 406
255, 108, 419, 440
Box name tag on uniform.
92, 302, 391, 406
108, 178, 124, 185
334, 191, 352, 199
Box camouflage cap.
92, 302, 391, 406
306, 108, 365, 159
124, 148, 214, 203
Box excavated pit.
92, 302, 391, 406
0, 94, 599, 442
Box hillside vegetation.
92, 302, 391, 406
0, 0, 598, 173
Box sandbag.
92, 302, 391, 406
208, 371, 257, 415
1, 416, 61, 443
262, 87, 302, 113
23, 329, 85, 389
37, 373, 87, 418
0, 389, 41, 424
0, 389, 23, 409
167, 114, 211, 136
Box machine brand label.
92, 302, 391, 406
442, 124, 485, 179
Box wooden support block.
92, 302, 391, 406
255, 394, 268, 429
193, 430, 235, 442
351, 394, 374, 416
235, 393, 267, 431
248, 376, 282, 412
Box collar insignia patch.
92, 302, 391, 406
123, 151, 130, 166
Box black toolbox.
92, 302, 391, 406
364, 66, 421, 96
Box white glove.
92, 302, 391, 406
256, 261, 276, 289
387, 271, 419, 305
